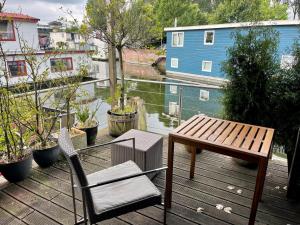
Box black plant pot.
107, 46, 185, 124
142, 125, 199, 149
33, 144, 60, 168
77, 123, 98, 146
0, 154, 32, 183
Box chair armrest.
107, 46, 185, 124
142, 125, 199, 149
77, 138, 135, 153
80, 166, 167, 190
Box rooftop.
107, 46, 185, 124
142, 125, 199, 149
164, 20, 300, 32
0, 134, 299, 225
0, 12, 39, 23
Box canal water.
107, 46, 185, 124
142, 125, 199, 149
81, 63, 224, 135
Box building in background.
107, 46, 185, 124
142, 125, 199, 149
165, 20, 300, 85
0, 12, 95, 85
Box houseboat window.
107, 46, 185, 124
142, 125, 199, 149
204, 31, 215, 45
0, 20, 15, 41
170, 85, 177, 94
281, 55, 295, 69
202, 61, 212, 72
50, 57, 73, 72
169, 101, 179, 116
172, 32, 184, 47
7, 61, 27, 77
171, 58, 179, 68
199, 90, 209, 101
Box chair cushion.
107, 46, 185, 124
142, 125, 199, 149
87, 160, 161, 214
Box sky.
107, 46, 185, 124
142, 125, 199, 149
4, 0, 87, 23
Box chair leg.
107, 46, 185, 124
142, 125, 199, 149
82, 190, 88, 225
70, 171, 78, 224
163, 203, 167, 225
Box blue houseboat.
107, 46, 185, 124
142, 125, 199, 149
165, 20, 300, 85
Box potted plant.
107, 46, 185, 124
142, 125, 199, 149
107, 86, 137, 137
74, 101, 101, 145
0, 90, 33, 182
86, 0, 155, 136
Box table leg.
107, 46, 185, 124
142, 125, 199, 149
249, 158, 268, 225
190, 146, 196, 179
165, 136, 174, 208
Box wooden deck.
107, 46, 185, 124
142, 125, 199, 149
0, 135, 299, 225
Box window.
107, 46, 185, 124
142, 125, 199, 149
172, 32, 184, 47
169, 102, 179, 116
204, 31, 215, 45
281, 55, 295, 69
171, 58, 179, 68
0, 20, 15, 41
199, 90, 209, 101
7, 61, 27, 77
202, 61, 212, 72
170, 85, 177, 94
50, 58, 73, 72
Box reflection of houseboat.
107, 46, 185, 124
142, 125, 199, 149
0, 12, 98, 85
164, 81, 223, 120
165, 20, 300, 85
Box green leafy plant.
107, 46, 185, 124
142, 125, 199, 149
222, 27, 279, 127
74, 100, 101, 128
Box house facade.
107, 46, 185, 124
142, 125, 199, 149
0, 13, 96, 86
165, 20, 300, 84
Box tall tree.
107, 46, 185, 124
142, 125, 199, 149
86, 0, 155, 110
209, 0, 288, 23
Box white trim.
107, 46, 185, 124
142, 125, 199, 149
171, 32, 184, 47
166, 70, 227, 86
171, 58, 179, 68
164, 20, 300, 32
204, 30, 215, 45
202, 61, 212, 72
199, 90, 210, 101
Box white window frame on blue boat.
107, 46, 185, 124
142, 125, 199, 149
170, 85, 177, 94
171, 58, 179, 68
172, 32, 184, 47
202, 60, 212, 72
281, 55, 295, 69
199, 90, 210, 101
204, 30, 215, 45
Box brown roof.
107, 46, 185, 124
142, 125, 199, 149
0, 12, 39, 23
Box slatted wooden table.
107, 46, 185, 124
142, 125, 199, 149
165, 115, 274, 225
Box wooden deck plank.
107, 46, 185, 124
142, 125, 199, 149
22, 211, 60, 225
0, 208, 26, 225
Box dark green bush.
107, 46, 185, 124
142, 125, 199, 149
222, 27, 279, 127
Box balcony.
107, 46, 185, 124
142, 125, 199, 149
0, 132, 299, 225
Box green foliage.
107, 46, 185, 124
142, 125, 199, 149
209, 0, 288, 23
154, 0, 207, 34
222, 28, 279, 126
268, 42, 300, 153
74, 100, 101, 128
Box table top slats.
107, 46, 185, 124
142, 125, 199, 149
185, 117, 211, 137
223, 124, 244, 146
200, 120, 223, 140
215, 123, 237, 144
250, 128, 267, 152
193, 118, 218, 138
176, 115, 202, 134
232, 126, 251, 148
260, 129, 274, 155
207, 121, 230, 142
241, 127, 258, 150
170, 115, 274, 158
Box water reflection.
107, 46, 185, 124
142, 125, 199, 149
81, 63, 224, 135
